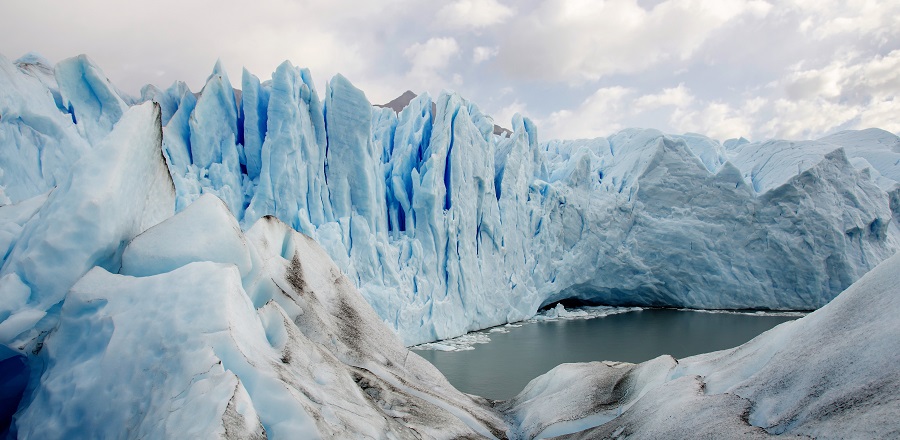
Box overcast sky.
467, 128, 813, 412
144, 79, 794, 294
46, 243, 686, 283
1, 0, 898, 141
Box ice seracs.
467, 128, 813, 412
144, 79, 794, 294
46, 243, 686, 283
1, 54, 899, 345
54, 55, 129, 145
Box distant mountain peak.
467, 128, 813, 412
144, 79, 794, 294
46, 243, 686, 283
377, 90, 512, 137
376, 90, 418, 113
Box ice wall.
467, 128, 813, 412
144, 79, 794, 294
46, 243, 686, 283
1, 54, 899, 346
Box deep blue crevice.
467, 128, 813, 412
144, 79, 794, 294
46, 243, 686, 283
0, 347, 29, 437
398, 207, 407, 232
443, 105, 460, 211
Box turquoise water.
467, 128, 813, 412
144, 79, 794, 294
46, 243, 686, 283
413, 308, 801, 400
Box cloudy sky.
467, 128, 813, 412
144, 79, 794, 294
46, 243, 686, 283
1, 0, 898, 141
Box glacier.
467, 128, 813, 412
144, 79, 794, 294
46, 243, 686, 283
0, 52, 898, 438
2, 53, 900, 346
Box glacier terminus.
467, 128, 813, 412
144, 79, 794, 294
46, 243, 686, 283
5, 54, 896, 346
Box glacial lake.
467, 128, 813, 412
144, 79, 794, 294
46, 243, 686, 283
412, 307, 803, 400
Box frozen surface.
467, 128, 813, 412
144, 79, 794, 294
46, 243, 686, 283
413, 305, 641, 352
99, 55, 897, 345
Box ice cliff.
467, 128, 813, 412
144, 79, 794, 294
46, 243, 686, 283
1, 53, 899, 348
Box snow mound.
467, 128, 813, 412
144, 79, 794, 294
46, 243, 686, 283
16, 263, 270, 439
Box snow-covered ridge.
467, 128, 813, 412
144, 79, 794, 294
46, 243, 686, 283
2, 53, 899, 346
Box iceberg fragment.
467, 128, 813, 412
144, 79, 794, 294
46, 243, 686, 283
0, 55, 89, 203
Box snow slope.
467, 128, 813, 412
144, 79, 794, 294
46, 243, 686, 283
1, 54, 899, 347
503, 251, 900, 439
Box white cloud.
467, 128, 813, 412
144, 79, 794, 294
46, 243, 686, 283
403, 37, 462, 93
497, 0, 773, 82
403, 37, 459, 75
405, 38, 460, 73
762, 98, 858, 139
0, 0, 423, 99
437, 0, 515, 29
782, 0, 900, 41
540, 86, 635, 139
493, 99, 529, 127
537, 43, 900, 142
857, 97, 900, 134
473, 46, 499, 63
783, 50, 900, 103
762, 50, 900, 138
634, 84, 694, 110
670, 100, 758, 140
0, 0, 896, 141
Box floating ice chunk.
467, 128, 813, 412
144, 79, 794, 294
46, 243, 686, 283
413, 332, 493, 352
530, 304, 643, 322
